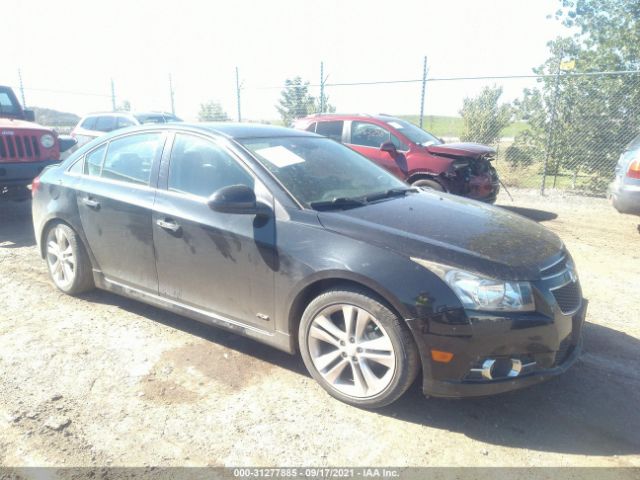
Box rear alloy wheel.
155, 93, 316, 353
411, 178, 445, 191
45, 223, 94, 295
299, 288, 420, 408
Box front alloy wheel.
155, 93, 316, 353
299, 288, 420, 408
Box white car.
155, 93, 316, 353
71, 112, 182, 147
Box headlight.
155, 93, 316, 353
411, 257, 535, 312
40, 134, 55, 149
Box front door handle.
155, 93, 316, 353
82, 197, 100, 209
156, 218, 181, 233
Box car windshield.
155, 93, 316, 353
0, 90, 20, 116
384, 119, 442, 146
134, 113, 182, 124
240, 136, 410, 208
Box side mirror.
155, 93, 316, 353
58, 135, 78, 153
23, 109, 36, 122
207, 184, 269, 216
380, 141, 397, 157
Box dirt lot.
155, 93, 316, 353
0, 189, 639, 469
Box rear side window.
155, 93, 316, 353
305, 122, 317, 133
168, 134, 254, 198
94, 115, 116, 132
101, 133, 163, 185
316, 121, 343, 142
80, 117, 97, 130
350, 121, 390, 148
84, 144, 107, 176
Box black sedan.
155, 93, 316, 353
32, 123, 587, 407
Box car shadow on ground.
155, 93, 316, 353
80, 289, 640, 457
497, 205, 559, 222
0, 200, 36, 249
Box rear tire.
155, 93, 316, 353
45, 223, 94, 295
411, 178, 445, 191
298, 287, 420, 408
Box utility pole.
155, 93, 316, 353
540, 46, 564, 195
17, 69, 27, 107
169, 74, 175, 115
320, 61, 325, 114
419, 56, 428, 129
235, 67, 242, 122
110, 78, 116, 112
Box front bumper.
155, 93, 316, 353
0, 159, 59, 187
406, 299, 587, 398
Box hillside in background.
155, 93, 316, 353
32, 107, 80, 127
396, 115, 529, 139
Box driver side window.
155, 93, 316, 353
350, 122, 391, 148
168, 134, 254, 198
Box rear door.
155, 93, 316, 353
345, 121, 407, 178
152, 132, 276, 330
76, 131, 166, 292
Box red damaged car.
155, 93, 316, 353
294, 114, 500, 203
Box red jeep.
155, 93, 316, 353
294, 114, 500, 203
0, 85, 75, 200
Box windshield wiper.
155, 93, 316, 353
310, 196, 367, 211
365, 187, 417, 202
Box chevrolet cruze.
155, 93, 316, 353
32, 123, 587, 407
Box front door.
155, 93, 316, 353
152, 133, 276, 331
76, 132, 165, 292
346, 121, 407, 179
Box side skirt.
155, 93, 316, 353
93, 271, 295, 354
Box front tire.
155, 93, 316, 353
45, 223, 94, 295
298, 287, 420, 408
411, 178, 445, 191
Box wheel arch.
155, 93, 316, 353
39, 217, 94, 270
285, 271, 412, 353
407, 171, 446, 188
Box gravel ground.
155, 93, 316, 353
0, 189, 639, 469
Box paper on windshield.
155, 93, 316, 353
255, 145, 306, 168
387, 121, 404, 129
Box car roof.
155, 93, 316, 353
195, 122, 316, 139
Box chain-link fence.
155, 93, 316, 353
10, 67, 640, 197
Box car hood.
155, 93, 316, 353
317, 191, 562, 281
0, 117, 50, 132
426, 142, 495, 159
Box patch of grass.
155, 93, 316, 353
396, 115, 529, 139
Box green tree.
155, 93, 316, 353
276, 77, 316, 125
507, 0, 640, 190
198, 101, 229, 121
459, 85, 512, 145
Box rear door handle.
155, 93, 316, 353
156, 218, 181, 233
82, 197, 100, 209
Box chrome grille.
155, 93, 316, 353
0, 134, 42, 161
540, 253, 568, 278
551, 280, 581, 314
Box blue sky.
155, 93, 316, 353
3, 0, 565, 120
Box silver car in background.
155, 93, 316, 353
609, 133, 640, 216
71, 111, 182, 148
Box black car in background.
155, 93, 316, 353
32, 124, 586, 407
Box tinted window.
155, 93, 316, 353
384, 118, 442, 146
316, 121, 343, 142
94, 115, 116, 132
168, 134, 254, 198
84, 144, 107, 176
101, 133, 162, 185
116, 116, 136, 129
350, 122, 390, 148
81, 117, 97, 130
